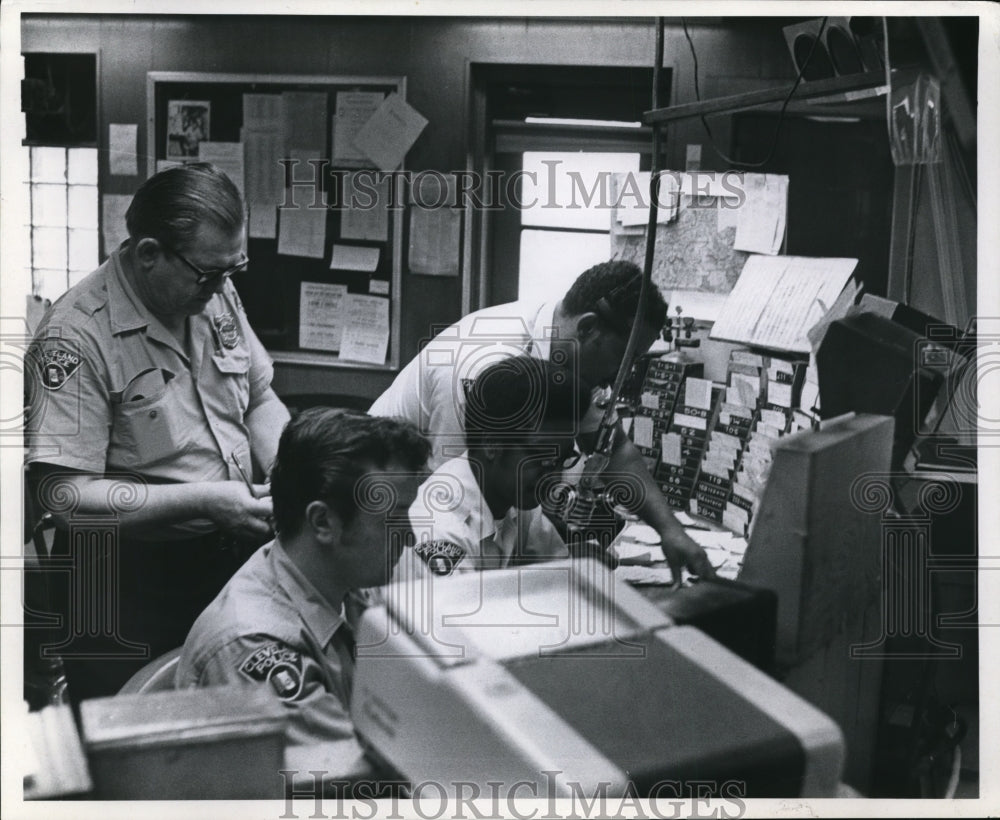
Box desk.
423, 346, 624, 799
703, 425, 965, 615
611, 521, 777, 672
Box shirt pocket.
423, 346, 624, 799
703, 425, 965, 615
211, 346, 251, 417
112, 368, 195, 467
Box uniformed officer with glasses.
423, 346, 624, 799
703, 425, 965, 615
25, 162, 290, 703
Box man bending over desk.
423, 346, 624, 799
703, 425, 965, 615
396, 356, 592, 580
176, 408, 429, 771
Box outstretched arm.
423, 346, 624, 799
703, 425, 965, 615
601, 426, 717, 584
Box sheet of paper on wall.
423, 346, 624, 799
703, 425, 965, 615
101, 194, 131, 257
340, 172, 389, 241
353, 93, 428, 172
339, 294, 390, 365
243, 129, 284, 204
709, 254, 858, 353
277, 197, 327, 259
243, 93, 283, 130
615, 171, 678, 227
197, 142, 245, 198
281, 91, 327, 156
733, 173, 788, 255
243, 123, 285, 236
609, 174, 645, 236
285, 148, 324, 209
332, 90, 385, 166
331, 244, 380, 272
299, 282, 348, 352
409, 206, 461, 276
717, 199, 740, 232
248, 205, 276, 239
108, 124, 137, 176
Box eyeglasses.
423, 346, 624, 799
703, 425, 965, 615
170, 246, 249, 285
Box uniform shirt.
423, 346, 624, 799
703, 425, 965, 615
176, 539, 363, 752
24, 248, 275, 538
394, 452, 568, 582
369, 300, 613, 473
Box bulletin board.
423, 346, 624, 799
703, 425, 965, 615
146, 72, 407, 370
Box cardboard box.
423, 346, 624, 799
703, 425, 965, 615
80, 685, 287, 799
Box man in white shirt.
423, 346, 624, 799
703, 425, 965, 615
396, 356, 588, 581
372, 260, 714, 583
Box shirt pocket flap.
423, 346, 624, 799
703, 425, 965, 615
212, 347, 250, 375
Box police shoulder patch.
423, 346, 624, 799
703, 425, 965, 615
414, 540, 466, 576
213, 312, 242, 349
38, 347, 83, 390
238, 641, 305, 702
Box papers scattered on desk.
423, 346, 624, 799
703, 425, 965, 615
616, 565, 678, 586
617, 566, 708, 587
619, 522, 660, 545
614, 516, 748, 580
685, 531, 749, 579
672, 510, 698, 527
611, 542, 665, 565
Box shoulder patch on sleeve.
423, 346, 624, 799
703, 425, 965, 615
414, 540, 466, 576
212, 312, 242, 350
238, 641, 305, 701
37, 347, 83, 390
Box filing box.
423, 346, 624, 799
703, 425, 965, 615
79, 685, 287, 799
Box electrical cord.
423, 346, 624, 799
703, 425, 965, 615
883, 16, 893, 152
944, 744, 962, 799
681, 17, 828, 168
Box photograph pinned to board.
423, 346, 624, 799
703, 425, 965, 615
167, 100, 211, 158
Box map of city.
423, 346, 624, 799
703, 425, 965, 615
611, 199, 749, 294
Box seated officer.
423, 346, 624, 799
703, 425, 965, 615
370, 260, 715, 584
176, 409, 430, 769
396, 356, 590, 579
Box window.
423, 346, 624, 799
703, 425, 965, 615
472, 64, 668, 308
26, 146, 100, 303
517, 149, 641, 306
21, 52, 100, 306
